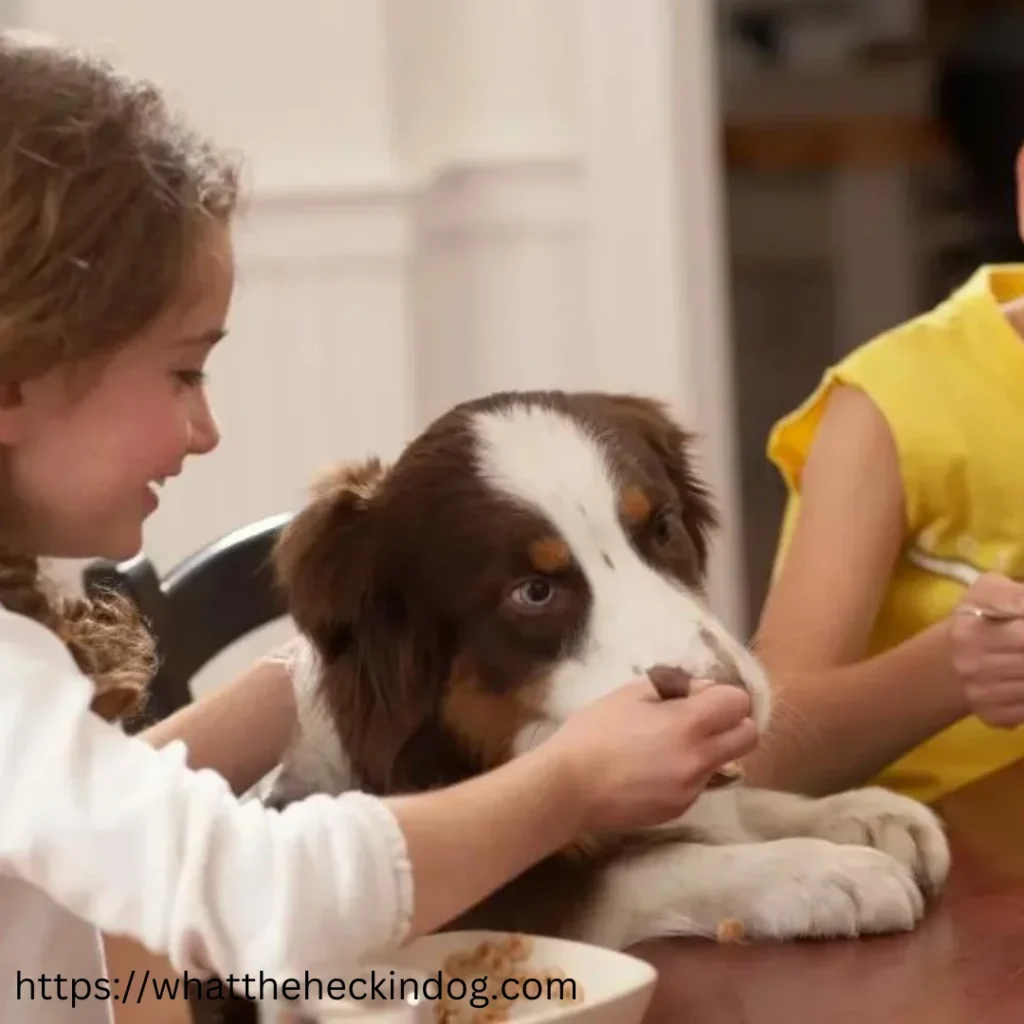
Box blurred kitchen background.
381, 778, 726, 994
719, 0, 1024, 622
15, 0, 1024, 690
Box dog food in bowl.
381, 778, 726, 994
432, 934, 582, 1022
385, 929, 657, 1023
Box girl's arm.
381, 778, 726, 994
139, 647, 297, 795
742, 384, 968, 796
107, 649, 299, 1022
2, 607, 753, 986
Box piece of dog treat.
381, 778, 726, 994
646, 663, 694, 698
716, 918, 746, 943
646, 663, 726, 699
645, 664, 745, 788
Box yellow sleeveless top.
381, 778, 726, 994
767, 265, 1024, 805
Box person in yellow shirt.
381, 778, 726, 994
742, 147, 1024, 808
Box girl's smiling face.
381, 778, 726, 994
0, 222, 234, 561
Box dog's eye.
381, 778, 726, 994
509, 577, 556, 610
651, 510, 674, 546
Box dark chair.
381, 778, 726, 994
82, 511, 294, 731
933, 7, 1024, 266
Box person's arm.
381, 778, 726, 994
324, 677, 754, 939
0, 608, 754, 985
742, 385, 968, 796
100, 722, 585, 1020
384, 740, 581, 936
139, 646, 297, 795
102, 643, 300, 1021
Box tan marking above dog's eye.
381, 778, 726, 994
620, 486, 652, 526
528, 537, 572, 574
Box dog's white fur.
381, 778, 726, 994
473, 404, 772, 732
271, 403, 951, 949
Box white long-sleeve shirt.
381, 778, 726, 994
0, 605, 414, 1021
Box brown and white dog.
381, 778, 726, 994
267, 389, 950, 949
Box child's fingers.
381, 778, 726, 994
967, 572, 1024, 611
975, 620, 1024, 653
970, 652, 1024, 679
699, 716, 759, 766
977, 700, 1024, 729
608, 677, 755, 739
674, 684, 753, 736
971, 680, 1024, 722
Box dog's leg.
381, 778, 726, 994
270, 640, 356, 802
656, 786, 950, 898
572, 836, 925, 949
722, 787, 951, 896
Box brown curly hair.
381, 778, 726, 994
0, 30, 241, 723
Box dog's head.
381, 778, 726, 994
274, 391, 770, 795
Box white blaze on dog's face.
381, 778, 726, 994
469, 400, 771, 752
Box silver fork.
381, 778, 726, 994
907, 546, 1024, 622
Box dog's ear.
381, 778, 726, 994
273, 458, 388, 655
605, 394, 718, 577
274, 457, 461, 796
326, 595, 460, 796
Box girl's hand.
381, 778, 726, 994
543, 679, 758, 835
951, 573, 1024, 728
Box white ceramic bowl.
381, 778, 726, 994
383, 929, 658, 1023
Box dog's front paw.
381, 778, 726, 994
802, 787, 950, 896
739, 838, 924, 940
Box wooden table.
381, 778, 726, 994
634, 761, 1024, 1023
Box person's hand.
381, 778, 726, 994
950, 572, 1024, 728
541, 678, 758, 835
